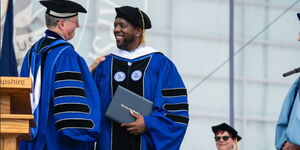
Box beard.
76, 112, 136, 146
116, 34, 135, 50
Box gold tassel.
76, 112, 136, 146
141, 30, 145, 45
138, 9, 145, 46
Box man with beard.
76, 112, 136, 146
92, 6, 189, 150
275, 13, 300, 150
19, 0, 101, 149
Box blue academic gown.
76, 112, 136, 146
275, 78, 300, 149
19, 30, 101, 150
93, 46, 189, 150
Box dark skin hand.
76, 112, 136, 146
121, 110, 147, 135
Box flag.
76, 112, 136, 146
0, 0, 18, 76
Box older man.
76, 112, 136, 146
92, 6, 189, 150
19, 1, 101, 149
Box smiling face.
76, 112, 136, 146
61, 16, 79, 41
215, 131, 235, 150
113, 18, 142, 51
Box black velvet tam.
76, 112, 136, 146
40, 0, 87, 18
115, 6, 152, 29
212, 122, 242, 141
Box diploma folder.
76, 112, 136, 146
105, 86, 153, 124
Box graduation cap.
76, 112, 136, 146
115, 6, 152, 30
212, 122, 242, 141
297, 13, 300, 21
40, 0, 87, 18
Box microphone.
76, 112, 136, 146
283, 67, 300, 77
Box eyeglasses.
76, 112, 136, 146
57, 19, 79, 25
65, 19, 79, 25
214, 136, 232, 142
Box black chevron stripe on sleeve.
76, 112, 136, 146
55, 119, 94, 131
162, 88, 187, 97
165, 113, 189, 125
54, 103, 90, 115
55, 71, 83, 82
54, 87, 86, 98
163, 103, 189, 111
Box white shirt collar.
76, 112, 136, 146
111, 45, 159, 60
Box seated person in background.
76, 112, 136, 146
212, 123, 242, 150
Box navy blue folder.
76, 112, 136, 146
105, 86, 153, 124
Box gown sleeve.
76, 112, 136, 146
52, 47, 101, 141
143, 57, 189, 150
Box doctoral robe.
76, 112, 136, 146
93, 46, 189, 150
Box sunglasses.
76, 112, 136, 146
214, 136, 232, 142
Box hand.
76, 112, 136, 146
89, 55, 107, 72
121, 110, 147, 135
283, 142, 300, 150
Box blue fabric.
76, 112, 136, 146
93, 52, 189, 150
19, 32, 101, 150
275, 78, 300, 149
0, 0, 18, 76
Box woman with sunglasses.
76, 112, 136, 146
212, 123, 242, 150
